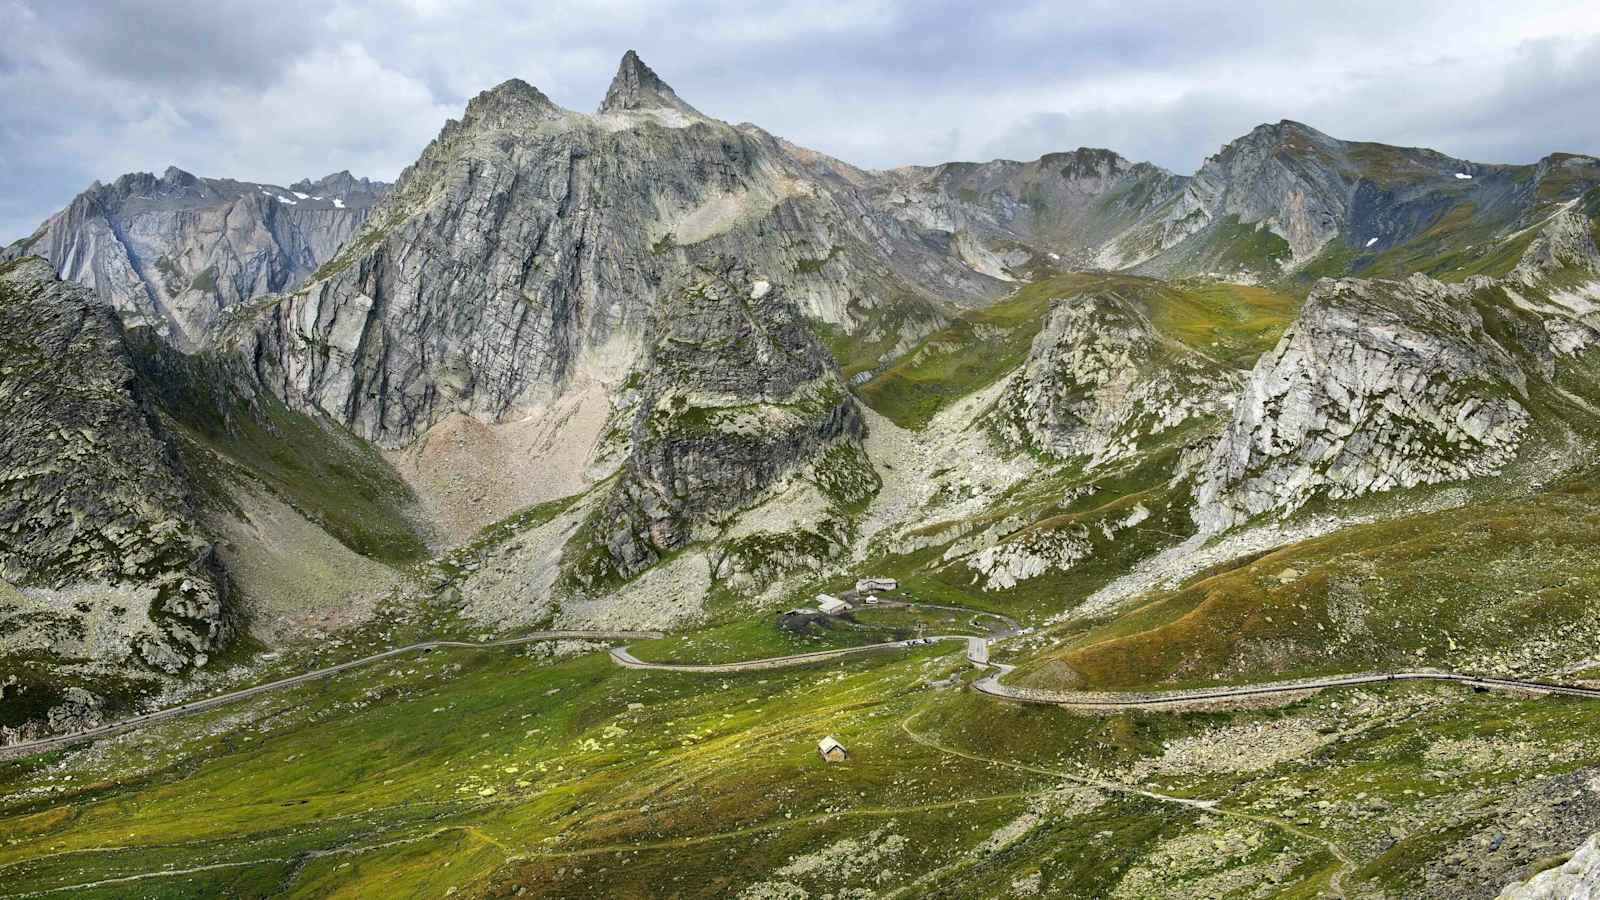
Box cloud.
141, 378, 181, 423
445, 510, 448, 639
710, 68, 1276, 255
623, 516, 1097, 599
3, 0, 1600, 241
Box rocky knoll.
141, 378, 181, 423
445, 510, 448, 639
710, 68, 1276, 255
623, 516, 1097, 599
587, 261, 869, 583
990, 286, 1233, 466
0, 258, 232, 676
1194, 207, 1600, 532
4, 168, 386, 349
1192, 274, 1532, 532
1497, 832, 1600, 899
238, 52, 1005, 449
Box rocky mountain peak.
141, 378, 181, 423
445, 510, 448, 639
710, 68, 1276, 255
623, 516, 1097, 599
461, 78, 561, 130
598, 50, 702, 117
1218, 119, 1340, 162
291, 170, 374, 196
1043, 147, 1136, 180
160, 166, 200, 188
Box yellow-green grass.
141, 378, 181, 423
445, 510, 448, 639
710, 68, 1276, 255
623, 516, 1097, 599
6, 628, 1599, 897
857, 272, 1298, 431
1014, 475, 1600, 692
623, 604, 979, 665
1147, 280, 1299, 367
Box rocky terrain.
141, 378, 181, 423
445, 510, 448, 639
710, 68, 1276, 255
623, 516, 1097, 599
4, 168, 386, 349
1498, 833, 1600, 898
4, 47, 1600, 900
989, 285, 1234, 465
1196, 207, 1600, 532
591, 261, 870, 584
0, 258, 232, 737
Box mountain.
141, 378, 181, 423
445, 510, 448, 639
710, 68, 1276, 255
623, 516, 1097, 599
3, 167, 387, 349
1131, 120, 1600, 278
7, 50, 1600, 900
0, 258, 234, 739
865, 148, 1189, 271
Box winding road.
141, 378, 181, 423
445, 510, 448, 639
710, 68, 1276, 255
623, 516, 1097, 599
5, 602, 1599, 764
0, 630, 662, 763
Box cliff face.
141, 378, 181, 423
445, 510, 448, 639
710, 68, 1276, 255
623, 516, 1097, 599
3, 168, 386, 349
588, 262, 870, 583
0, 258, 232, 675
1193, 208, 1600, 532
237, 58, 1007, 449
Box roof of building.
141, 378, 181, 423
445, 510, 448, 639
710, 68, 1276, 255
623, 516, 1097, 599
818, 736, 845, 753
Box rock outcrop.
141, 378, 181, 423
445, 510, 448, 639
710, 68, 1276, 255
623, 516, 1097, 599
1496, 833, 1600, 899
1193, 275, 1531, 532
586, 262, 870, 582
598, 49, 703, 117
990, 286, 1234, 465
1194, 206, 1600, 532
3, 167, 386, 348
0, 257, 232, 674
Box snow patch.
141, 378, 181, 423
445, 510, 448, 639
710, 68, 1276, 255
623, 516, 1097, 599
1365, 238, 1379, 248
1455, 173, 1473, 180
275, 196, 297, 205
332, 198, 345, 209
291, 191, 310, 200
750, 280, 771, 300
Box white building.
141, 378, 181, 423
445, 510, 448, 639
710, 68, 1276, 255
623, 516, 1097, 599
856, 577, 898, 593
818, 736, 848, 762
817, 594, 849, 615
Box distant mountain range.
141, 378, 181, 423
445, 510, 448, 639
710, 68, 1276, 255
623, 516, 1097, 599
3, 168, 387, 348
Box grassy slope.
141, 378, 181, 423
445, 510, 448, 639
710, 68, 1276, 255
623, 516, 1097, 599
133, 341, 430, 566
856, 273, 1299, 430
1014, 470, 1600, 691
4, 636, 1598, 897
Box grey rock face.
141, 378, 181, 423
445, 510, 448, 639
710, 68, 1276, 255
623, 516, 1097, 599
599, 49, 703, 116
239, 55, 1005, 448
1133, 121, 1600, 276
991, 287, 1234, 465
590, 262, 868, 581
0, 257, 232, 672
1194, 206, 1600, 532
1193, 274, 1532, 532
1496, 832, 1600, 899
4, 167, 387, 349
868, 148, 1188, 271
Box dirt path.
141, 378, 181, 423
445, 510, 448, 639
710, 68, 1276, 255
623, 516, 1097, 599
0, 630, 662, 762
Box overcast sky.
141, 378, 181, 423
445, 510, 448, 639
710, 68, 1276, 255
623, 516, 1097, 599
3, 0, 1600, 240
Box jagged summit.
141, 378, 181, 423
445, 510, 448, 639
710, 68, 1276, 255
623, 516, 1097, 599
461, 77, 561, 129
597, 50, 702, 117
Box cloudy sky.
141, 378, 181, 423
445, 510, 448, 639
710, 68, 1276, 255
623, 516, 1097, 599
3, 0, 1599, 240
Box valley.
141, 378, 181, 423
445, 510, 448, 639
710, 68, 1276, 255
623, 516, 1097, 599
3, 47, 1600, 899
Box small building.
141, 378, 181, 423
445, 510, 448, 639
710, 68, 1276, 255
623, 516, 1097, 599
864, 595, 880, 605
856, 577, 898, 593
818, 736, 848, 762
817, 594, 849, 615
